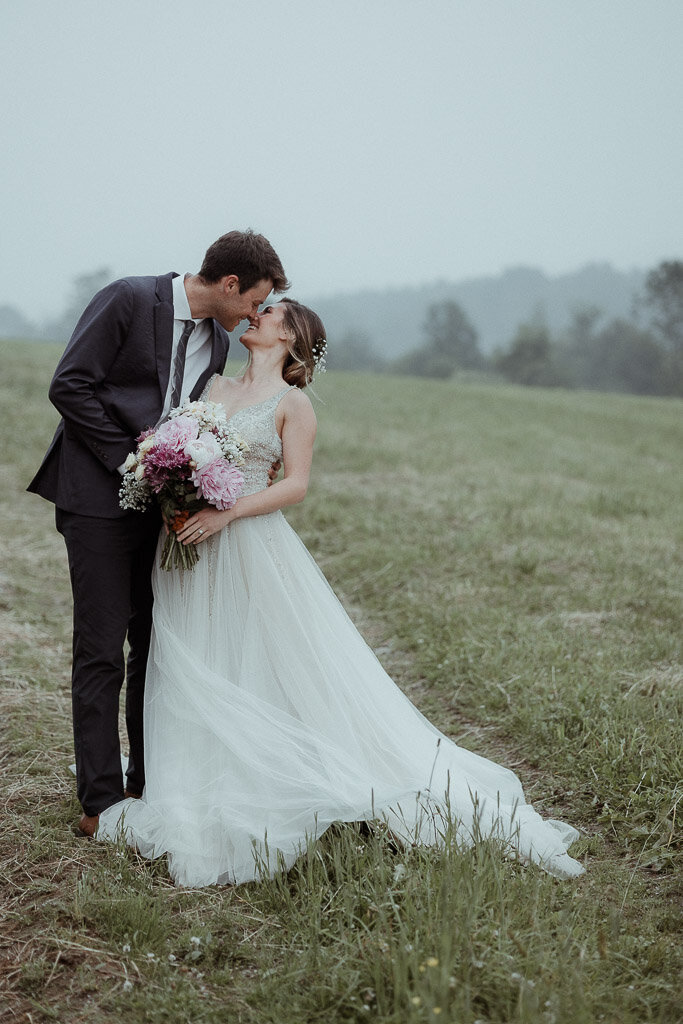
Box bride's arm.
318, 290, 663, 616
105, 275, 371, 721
177, 391, 317, 544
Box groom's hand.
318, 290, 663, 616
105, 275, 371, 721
267, 459, 281, 486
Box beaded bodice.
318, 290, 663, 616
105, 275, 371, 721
201, 375, 293, 496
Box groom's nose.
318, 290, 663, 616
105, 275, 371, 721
247, 313, 260, 326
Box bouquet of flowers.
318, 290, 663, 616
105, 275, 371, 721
119, 400, 248, 570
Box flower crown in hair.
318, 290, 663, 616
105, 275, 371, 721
312, 338, 327, 374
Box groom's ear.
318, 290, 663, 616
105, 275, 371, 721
221, 274, 240, 294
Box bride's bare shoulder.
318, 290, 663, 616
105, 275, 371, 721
282, 386, 315, 417
278, 387, 317, 435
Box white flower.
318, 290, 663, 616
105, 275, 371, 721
393, 863, 407, 883
185, 433, 223, 470
190, 936, 202, 946
138, 435, 155, 454
124, 452, 138, 471
122, 979, 133, 992
134, 464, 146, 481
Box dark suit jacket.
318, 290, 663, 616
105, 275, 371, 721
28, 273, 230, 518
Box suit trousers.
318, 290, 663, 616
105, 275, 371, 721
56, 507, 161, 816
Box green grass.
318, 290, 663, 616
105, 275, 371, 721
1, 339, 681, 1022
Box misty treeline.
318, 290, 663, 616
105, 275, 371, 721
0, 268, 113, 344
334, 260, 683, 398
2, 262, 681, 397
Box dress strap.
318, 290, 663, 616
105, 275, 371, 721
272, 385, 298, 411
199, 373, 219, 402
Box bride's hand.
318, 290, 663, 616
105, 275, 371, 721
175, 507, 235, 545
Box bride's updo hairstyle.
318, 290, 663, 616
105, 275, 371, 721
280, 298, 327, 389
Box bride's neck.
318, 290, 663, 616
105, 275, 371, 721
238, 348, 286, 388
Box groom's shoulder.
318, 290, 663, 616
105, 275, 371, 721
113, 272, 177, 298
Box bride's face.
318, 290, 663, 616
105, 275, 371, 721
240, 303, 288, 349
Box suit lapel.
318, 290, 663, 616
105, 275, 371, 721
154, 273, 177, 406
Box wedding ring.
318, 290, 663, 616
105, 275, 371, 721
198, 528, 204, 535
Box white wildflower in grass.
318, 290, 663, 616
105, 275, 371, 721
122, 980, 133, 993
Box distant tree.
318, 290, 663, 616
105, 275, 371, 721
423, 300, 483, 370
643, 260, 683, 354
642, 260, 683, 394
555, 305, 603, 386
390, 300, 483, 378
587, 319, 670, 395
42, 267, 113, 341
328, 328, 385, 372
565, 305, 602, 355
494, 321, 563, 387
0, 304, 36, 339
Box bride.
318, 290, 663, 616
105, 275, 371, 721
97, 298, 585, 886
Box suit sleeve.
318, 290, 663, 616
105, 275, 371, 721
48, 279, 139, 471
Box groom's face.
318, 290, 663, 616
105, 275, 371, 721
219, 276, 273, 332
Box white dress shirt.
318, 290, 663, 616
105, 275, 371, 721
157, 274, 213, 423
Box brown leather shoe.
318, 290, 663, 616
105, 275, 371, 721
77, 813, 99, 838
124, 789, 142, 799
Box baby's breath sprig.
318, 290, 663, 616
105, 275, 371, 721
312, 338, 327, 374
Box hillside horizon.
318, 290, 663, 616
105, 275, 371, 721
0, 261, 649, 355
308, 261, 646, 357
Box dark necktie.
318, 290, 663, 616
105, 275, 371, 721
170, 320, 195, 410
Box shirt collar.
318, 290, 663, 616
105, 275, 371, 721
172, 273, 203, 323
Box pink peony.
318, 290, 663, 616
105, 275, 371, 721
192, 458, 245, 510
184, 431, 224, 469
153, 415, 199, 452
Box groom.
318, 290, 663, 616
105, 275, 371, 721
28, 230, 289, 836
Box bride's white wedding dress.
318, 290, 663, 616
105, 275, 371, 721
98, 381, 584, 886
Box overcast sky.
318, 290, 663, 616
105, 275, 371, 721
2, 0, 682, 320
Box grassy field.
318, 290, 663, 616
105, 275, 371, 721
1, 339, 681, 1023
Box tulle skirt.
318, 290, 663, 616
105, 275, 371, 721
98, 511, 584, 886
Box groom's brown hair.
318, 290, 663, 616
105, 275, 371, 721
199, 230, 289, 294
